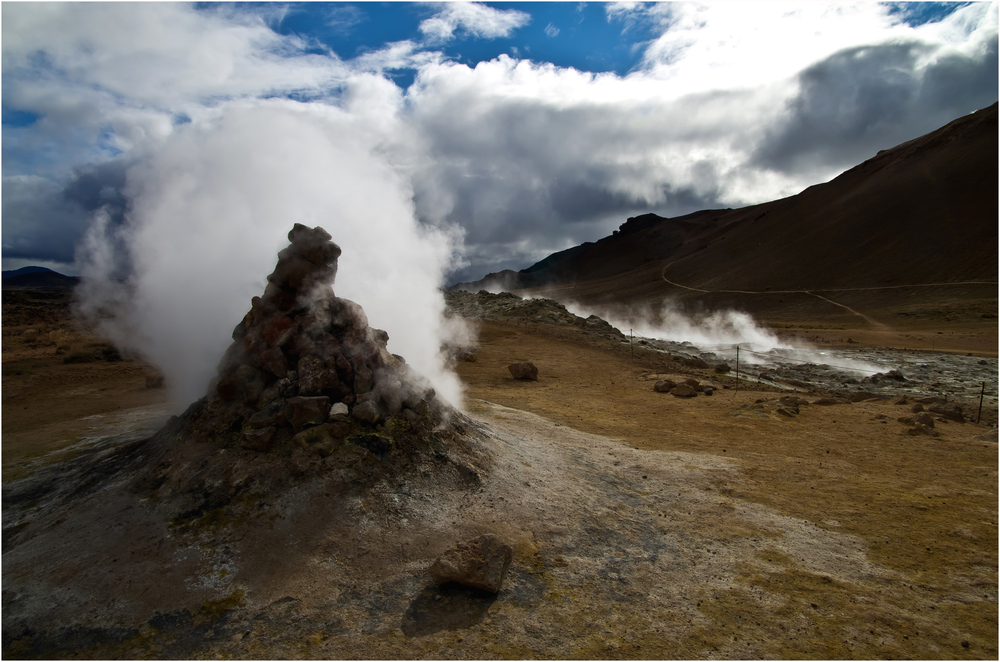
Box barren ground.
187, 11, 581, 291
2, 294, 997, 659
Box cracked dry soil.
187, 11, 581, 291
2, 318, 998, 659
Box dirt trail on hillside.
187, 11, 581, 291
659, 262, 997, 328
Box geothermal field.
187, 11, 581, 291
2, 214, 997, 658
2, 4, 998, 659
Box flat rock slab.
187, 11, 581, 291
429, 534, 513, 593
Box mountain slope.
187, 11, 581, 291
2, 267, 79, 291
454, 103, 998, 325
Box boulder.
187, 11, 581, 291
508, 362, 538, 381
929, 403, 965, 423
910, 404, 925, 413
702, 386, 714, 396
682, 357, 710, 369
891, 395, 908, 405
812, 397, 849, 406
429, 534, 513, 593
714, 363, 731, 374
670, 384, 697, 398
653, 380, 676, 393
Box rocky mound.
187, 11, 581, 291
3, 227, 497, 659
444, 290, 624, 340
178, 224, 450, 460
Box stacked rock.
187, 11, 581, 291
183, 224, 444, 457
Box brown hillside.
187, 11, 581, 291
489, 104, 997, 335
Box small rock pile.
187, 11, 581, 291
179, 224, 448, 458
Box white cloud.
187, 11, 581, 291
4, 1, 997, 381
419, 2, 530, 43
545, 23, 560, 38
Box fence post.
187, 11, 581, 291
630, 329, 634, 359
978, 381, 985, 424
735, 345, 740, 394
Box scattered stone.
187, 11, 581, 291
243, 425, 277, 452
429, 534, 513, 593
351, 400, 381, 424
653, 380, 675, 393
684, 378, 703, 392
914, 412, 935, 427
915, 396, 947, 405
910, 404, 925, 413
779, 396, 809, 407
906, 423, 940, 437
682, 357, 710, 369
850, 392, 879, 403
891, 395, 908, 405
286, 396, 331, 428
929, 403, 965, 423
670, 384, 697, 398
703, 386, 714, 396
329, 402, 349, 419
714, 363, 731, 373
812, 397, 849, 406
508, 362, 538, 381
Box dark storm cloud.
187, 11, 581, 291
754, 37, 999, 176
2, 159, 129, 263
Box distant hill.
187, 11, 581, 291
451, 103, 998, 324
2, 266, 79, 290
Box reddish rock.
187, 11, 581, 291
257, 347, 289, 379
286, 396, 330, 428
263, 316, 297, 347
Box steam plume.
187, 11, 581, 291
76, 100, 468, 409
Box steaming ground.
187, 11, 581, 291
558, 298, 884, 376
3, 289, 997, 658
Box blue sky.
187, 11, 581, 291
270, 2, 660, 84
2, 2, 997, 282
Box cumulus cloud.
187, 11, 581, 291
419, 2, 530, 43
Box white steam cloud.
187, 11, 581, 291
561, 298, 880, 375
76, 99, 468, 409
